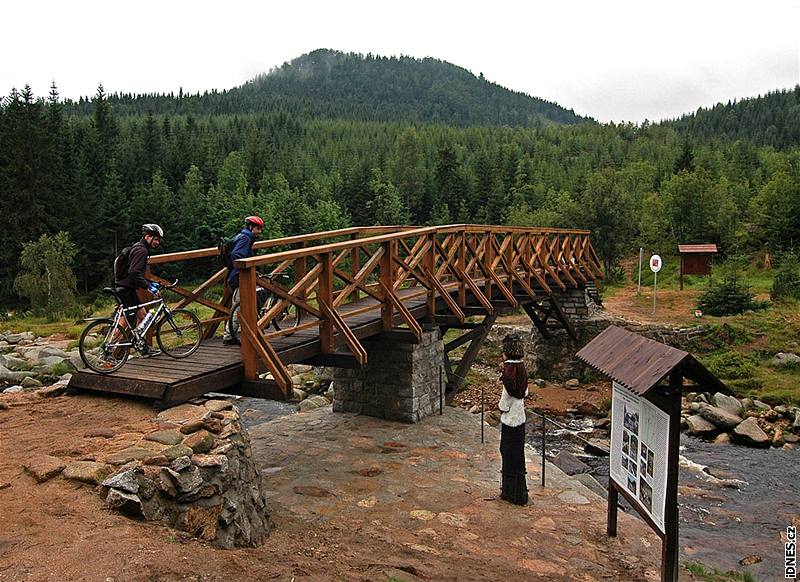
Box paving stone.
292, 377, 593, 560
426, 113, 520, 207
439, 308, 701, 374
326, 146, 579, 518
204, 399, 233, 412
23, 454, 66, 483
62, 461, 112, 484
183, 430, 214, 454
144, 429, 184, 446
162, 444, 194, 461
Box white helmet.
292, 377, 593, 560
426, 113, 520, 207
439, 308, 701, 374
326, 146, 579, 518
142, 223, 164, 238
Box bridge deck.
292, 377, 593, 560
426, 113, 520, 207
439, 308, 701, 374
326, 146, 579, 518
69, 286, 433, 405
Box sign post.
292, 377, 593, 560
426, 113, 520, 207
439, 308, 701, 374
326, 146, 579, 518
650, 254, 662, 314
637, 248, 644, 296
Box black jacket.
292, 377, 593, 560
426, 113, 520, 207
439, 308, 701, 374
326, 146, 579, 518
116, 240, 150, 289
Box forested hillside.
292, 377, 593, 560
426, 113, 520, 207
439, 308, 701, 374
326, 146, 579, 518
64, 50, 587, 127
668, 85, 800, 149
1, 55, 799, 305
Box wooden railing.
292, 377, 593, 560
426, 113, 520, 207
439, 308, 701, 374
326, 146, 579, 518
147, 225, 602, 393
234, 225, 602, 390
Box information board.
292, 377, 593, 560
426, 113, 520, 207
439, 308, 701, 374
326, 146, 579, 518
609, 381, 670, 533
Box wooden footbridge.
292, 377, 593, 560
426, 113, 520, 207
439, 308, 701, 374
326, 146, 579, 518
69, 225, 603, 405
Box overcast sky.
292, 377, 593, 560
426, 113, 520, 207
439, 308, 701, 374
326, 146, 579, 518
2, 0, 798, 123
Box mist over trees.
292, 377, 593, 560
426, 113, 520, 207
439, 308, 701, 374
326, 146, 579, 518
1, 53, 799, 304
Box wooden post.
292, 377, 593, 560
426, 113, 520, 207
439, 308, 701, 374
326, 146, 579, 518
381, 240, 394, 331
350, 232, 360, 302
238, 266, 259, 380
458, 230, 467, 307
295, 241, 307, 302
319, 252, 334, 353
662, 371, 683, 582
484, 231, 494, 301
680, 254, 684, 291
426, 232, 436, 319
607, 482, 619, 537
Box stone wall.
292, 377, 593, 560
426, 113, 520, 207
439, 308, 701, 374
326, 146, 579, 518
333, 329, 446, 423
99, 399, 271, 548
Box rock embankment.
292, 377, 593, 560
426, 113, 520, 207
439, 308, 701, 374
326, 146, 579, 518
0, 331, 81, 392
15, 395, 271, 548
682, 392, 799, 448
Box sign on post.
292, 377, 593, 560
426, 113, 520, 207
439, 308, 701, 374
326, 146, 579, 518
610, 382, 670, 533
650, 254, 662, 313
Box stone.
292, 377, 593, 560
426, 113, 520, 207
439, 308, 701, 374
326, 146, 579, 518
156, 403, 206, 423
575, 401, 603, 417
176, 466, 204, 494
685, 414, 718, 436
102, 469, 140, 494
204, 399, 233, 412
106, 489, 144, 518
784, 433, 800, 444
298, 394, 330, 412
179, 419, 205, 434
183, 430, 214, 454
162, 444, 194, 461
3, 385, 23, 394
713, 433, 732, 445
552, 450, 590, 475
23, 454, 66, 483
565, 378, 580, 389
34, 355, 75, 373
784, 443, 796, 450
143, 455, 169, 466
733, 417, 770, 447
158, 468, 180, 497
5, 332, 34, 344
0, 354, 27, 370
170, 456, 192, 472
0, 401, 8, 410
557, 490, 590, 504
740, 398, 753, 410
84, 428, 116, 439
292, 388, 308, 401
772, 428, 785, 447
62, 461, 112, 484
144, 429, 184, 446
533, 378, 546, 387
698, 404, 742, 430
712, 393, 742, 417
573, 473, 607, 499
37, 384, 67, 398
193, 454, 228, 469
202, 418, 223, 434
593, 417, 610, 429
770, 352, 800, 368
752, 400, 771, 410
105, 447, 156, 465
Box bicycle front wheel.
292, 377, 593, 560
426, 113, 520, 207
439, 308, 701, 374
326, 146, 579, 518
79, 318, 131, 374
156, 309, 202, 358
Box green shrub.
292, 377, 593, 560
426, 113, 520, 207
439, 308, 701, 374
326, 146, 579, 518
771, 251, 800, 300
13, 232, 79, 320
705, 351, 757, 379
603, 263, 627, 286
697, 274, 766, 316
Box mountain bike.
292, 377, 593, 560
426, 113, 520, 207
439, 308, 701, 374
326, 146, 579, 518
78, 281, 202, 374
228, 271, 301, 343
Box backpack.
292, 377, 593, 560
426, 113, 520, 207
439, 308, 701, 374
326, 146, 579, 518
114, 246, 132, 281
218, 233, 245, 271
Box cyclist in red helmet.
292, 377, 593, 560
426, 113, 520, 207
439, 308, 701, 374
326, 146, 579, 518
223, 215, 265, 345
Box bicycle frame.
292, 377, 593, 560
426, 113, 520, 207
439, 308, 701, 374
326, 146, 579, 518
106, 297, 168, 349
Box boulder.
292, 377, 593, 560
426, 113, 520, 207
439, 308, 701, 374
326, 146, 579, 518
34, 355, 75, 374
698, 404, 742, 430
740, 398, 753, 410
552, 450, 590, 476
770, 352, 800, 368
732, 417, 770, 447
565, 378, 580, 389
575, 401, 604, 417
533, 378, 546, 387
23, 454, 66, 482
37, 383, 67, 398
752, 400, 771, 411
292, 388, 308, 401
63, 461, 112, 484
686, 414, 718, 437
298, 395, 330, 412
712, 393, 742, 417
21, 376, 43, 389
713, 433, 732, 445
3, 385, 23, 394
0, 354, 27, 370
0, 366, 30, 383
38, 346, 70, 359
5, 332, 34, 344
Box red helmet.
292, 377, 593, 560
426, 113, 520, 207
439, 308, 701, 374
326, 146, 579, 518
245, 215, 265, 228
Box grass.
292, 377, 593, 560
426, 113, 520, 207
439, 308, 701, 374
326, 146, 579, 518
685, 562, 756, 582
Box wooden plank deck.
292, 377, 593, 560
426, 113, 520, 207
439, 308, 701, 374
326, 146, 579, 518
69, 286, 436, 405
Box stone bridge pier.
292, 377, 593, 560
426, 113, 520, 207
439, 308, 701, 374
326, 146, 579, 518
332, 329, 446, 423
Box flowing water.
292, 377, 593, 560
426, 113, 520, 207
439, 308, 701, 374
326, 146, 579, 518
527, 416, 800, 580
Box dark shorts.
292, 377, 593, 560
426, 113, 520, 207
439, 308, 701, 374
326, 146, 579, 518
117, 286, 142, 308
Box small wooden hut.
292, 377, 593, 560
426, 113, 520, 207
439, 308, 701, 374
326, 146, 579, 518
678, 244, 717, 290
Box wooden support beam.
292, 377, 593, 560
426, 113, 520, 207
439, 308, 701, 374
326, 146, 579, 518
445, 313, 497, 402
319, 300, 368, 365
380, 282, 423, 342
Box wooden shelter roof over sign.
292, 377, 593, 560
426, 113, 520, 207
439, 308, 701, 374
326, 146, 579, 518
576, 326, 728, 396
678, 244, 718, 254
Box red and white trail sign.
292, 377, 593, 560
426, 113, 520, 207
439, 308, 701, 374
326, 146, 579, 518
650, 254, 663, 273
